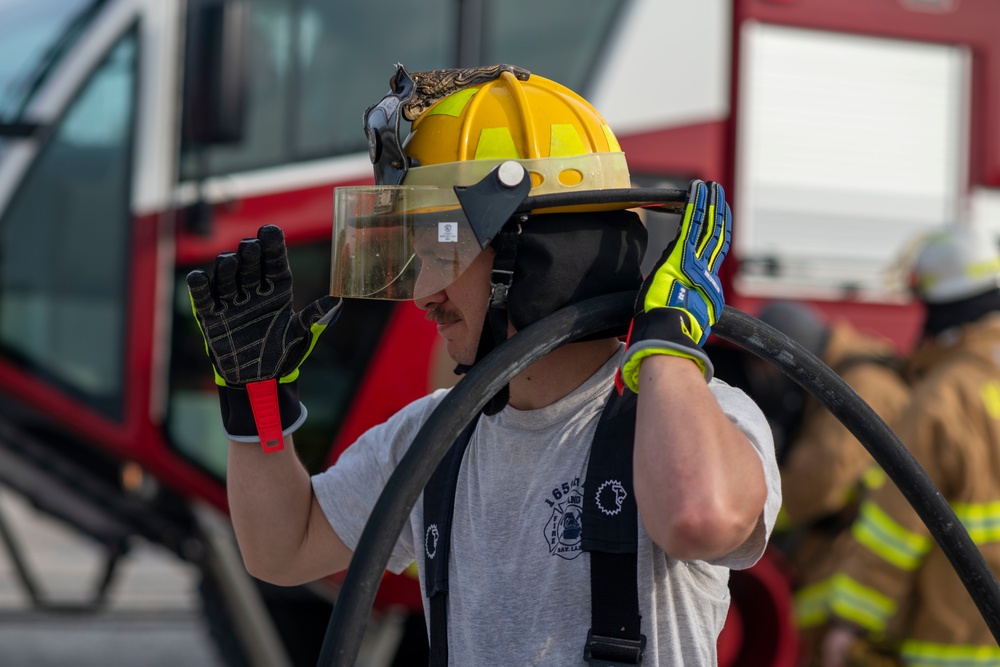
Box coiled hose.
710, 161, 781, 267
317, 295, 1000, 666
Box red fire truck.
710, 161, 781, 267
0, 0, 997, 664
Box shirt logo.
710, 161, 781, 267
543, 477, 583, 560
595, 479, 628, 516
425, 524, 440, 560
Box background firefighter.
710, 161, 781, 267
823, 225, 1000, 667
743, 300, 911, 667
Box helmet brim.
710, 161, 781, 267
330, 185, 688, 301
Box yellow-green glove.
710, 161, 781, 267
619, 179, 731, 392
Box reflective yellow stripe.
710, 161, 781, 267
696, 204, 717, 257
549, 123, 586, 157
853, 500, 932, 570
863, 465, 887, 490
981, 380, 1000, 420
829, 573, 895, 633
601, 124, 621, 152
475, 127, 520, 160
951, 500, 1000, 544
278, 320, 332, 384
427, 88, 479, 117
794, 579, 831, 628
901, 638, 1000, 666
775, 506, 793, 532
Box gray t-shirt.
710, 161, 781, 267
313, 348, 780, 666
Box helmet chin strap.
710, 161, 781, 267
450, 162, 531, 415
453, 222, 523, 415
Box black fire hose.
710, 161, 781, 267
317, 296, 1000, 666
712, 306, 1000, 643
713, 306, 1000, 639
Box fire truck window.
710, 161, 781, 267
180, 0, 453, 178
167, 243, 395, 480
294, 1, 452, 159
179, 0, 628, 179
483, 0, 625, 93
0, 0, 95, 121
182, 0, 294, 174
0, 30, 136, 420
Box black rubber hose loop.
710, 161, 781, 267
318, 299, 1000, 666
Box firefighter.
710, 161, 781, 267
747, 301, 910, 667
187, 64, 781, 665
822, 225, 1000, 667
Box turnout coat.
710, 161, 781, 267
829, 314, 1000, 667
779, 322, 911, 630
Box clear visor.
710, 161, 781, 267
331, 186, 484, 301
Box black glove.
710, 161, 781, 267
186, 225, 341, 452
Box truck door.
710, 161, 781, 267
0, 0, 177, 455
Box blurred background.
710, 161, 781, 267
0, 0, 998, 665
0, 487, 222, 666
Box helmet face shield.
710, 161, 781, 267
332, 186, 484, 300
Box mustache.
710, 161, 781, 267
425, 306, 461, 325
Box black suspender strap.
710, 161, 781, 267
422, 386, 644, 667
583, 388, 645, 666
586, 553, 644, 665
423, 416, 479, 667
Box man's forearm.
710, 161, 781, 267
226, 435, 335, 584
634, 356, 766, 560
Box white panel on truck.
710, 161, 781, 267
734, 22, 969, 301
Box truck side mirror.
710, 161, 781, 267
183, 0, 249, 145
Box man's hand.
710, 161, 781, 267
619, 179, 731, 391
187, 225, 341, 450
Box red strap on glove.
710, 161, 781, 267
246, 379, 285, 453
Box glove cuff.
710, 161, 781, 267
218, 380, 307, 451
620, 308, 714, 392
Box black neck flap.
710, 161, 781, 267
453, 210, 646, 415
923, 287, 1000, 337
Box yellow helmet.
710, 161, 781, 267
334, 64, 679, 303
402, 68, 631, 200
336, 64, 686, 413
